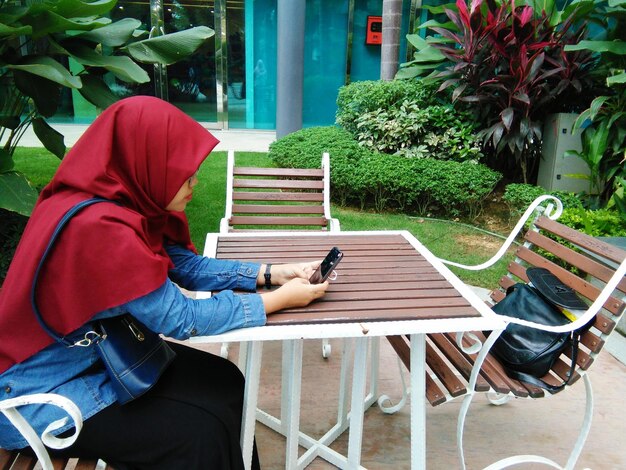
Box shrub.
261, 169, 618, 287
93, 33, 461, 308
336, 79, 442, 134
269, 126, 367, 168
354, 102, 483, 162
503, 183, 583, 217
558, 207, 626, 238
269, 126, 501, 218
268, 126, 370, 206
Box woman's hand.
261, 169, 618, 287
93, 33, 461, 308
257, 261, 322, 287
260, 278, 329, 314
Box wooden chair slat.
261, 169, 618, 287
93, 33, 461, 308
562, 344, 594, 370
232, 204, 324, 215
11, 453, 37, 470
425, 340, 467, 398
232, 191, 324, 202
550, 357, 582, 385
386, 335, 447, 406
234, 166, 323, 178
427, 333, 490, 392
229, 216, 328, 226
0, 450, 103, 470
73, 459, 101, 470
525, 230, 626, 292
443, 332, 533, 397
0, 449, 17, 470
535, 215, 626, 265
52, 457, 71, 470
234, 179, 324, 190
580, 329, 604, 353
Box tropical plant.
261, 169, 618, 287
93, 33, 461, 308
336, 79, 442, 134
0, 0, 214, 216
353, 101, 483, 162
397, 0, 597, 183
564, 0, 626, 215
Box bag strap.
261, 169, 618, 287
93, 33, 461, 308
30, 197, 113, 347
503, 333, 581, 393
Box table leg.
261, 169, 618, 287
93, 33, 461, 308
347, 337, 368, 467
238, 341, 250, 374
241, 340, 263, 470
283, 339, 304, 470
410, 333, 426, 470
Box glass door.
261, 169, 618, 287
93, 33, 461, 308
97, 0, 219, 124
161, 0, 218, 123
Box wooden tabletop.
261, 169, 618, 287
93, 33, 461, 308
214, 233, 482, 326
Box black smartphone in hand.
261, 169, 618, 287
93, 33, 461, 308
309, 247, 343, 284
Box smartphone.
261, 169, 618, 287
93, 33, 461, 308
309, 247, 343, 284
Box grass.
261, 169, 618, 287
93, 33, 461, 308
12, 147, 515, 288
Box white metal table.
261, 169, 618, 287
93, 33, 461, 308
190, 230, 505, 469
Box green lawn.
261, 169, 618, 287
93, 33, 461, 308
13, 147, 515, 288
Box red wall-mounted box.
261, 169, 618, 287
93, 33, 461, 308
366, 16, 382, 45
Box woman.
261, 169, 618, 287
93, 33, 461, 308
0, 96, 329, 469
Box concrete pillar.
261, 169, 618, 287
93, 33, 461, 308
380, 0, 402, 80
276, 0, 305, 139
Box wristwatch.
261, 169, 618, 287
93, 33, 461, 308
264, 264, 272, 289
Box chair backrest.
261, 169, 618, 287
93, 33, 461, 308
386, 198, 626, 406
220, 150, 339, 233
491, 214, 626, 388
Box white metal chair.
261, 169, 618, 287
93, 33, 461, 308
0, 392, 108, 469
379, 195, 626, 469
219, 149, 340, 360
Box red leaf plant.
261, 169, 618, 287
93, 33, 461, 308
431, 0, 595, 182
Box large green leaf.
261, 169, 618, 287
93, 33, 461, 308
0, 5, 29, 25
123, 26, 214, 65
589, 95, 609, 121
32, 117, 66, 159
20, 8, 110, 38
74, 18, 141, 47
67, 44, 150, 83
0, 148, 14, 173
395, 65, 435, 79
8, 56, 82, 88
0, 23, 32, 38
0, 171, 38, 216
565, 40, 626, 55
607, 72, 626, 86
78, 73, 119, 108
13, 69, 60, 117
51, 0, 117, 19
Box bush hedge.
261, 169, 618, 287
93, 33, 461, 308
268, 126, 501, 218
336, 79, 442, 134
336, 79, 482, 162
503, 183, 583, 215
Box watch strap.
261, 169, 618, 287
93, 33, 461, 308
264, 264, 272, 289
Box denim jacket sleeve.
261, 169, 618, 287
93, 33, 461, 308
110, 278, 267, 339
165, 244, 261, 292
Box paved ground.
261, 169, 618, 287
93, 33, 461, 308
17, 123, 277, 152
191, 335, 626, 470
23, 124, 626, 468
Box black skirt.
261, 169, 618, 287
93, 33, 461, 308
51, 341, 260, 470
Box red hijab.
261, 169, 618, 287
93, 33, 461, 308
0, 96, 219, 373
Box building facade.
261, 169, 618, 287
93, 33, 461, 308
58, 0, 422, 130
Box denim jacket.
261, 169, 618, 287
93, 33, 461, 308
0, 245, 265, 449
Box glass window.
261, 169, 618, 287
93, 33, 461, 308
302, 0, 349, 127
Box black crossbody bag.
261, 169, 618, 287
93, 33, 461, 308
490, 267, 593, 393
31, 198, 176, 404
